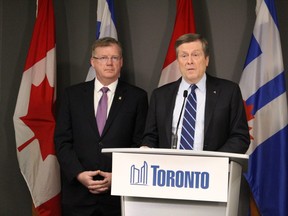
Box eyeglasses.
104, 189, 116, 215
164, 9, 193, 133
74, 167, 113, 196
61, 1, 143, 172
93, 56, 121, 63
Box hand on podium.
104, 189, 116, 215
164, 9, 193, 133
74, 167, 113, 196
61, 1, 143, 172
140, 145, 151, 149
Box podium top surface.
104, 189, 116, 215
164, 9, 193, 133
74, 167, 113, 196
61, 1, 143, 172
102, 148, 249, 170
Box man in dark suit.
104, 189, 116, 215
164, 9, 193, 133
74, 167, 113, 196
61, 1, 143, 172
54, 37, 148, 216
142, 33, 250, 153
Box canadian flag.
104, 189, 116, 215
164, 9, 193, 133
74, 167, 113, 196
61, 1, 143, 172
158, 0, 196, 87
13, 0, 61, 215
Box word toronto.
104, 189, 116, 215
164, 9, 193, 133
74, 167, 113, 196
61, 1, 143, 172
151, 165, 210, 189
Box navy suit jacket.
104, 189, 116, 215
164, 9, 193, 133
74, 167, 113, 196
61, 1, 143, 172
54, 79, 148, 205
142, 74, 250, 153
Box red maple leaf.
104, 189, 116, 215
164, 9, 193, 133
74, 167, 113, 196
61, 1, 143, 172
243, 100, 255, 140
18, 75, 56, 160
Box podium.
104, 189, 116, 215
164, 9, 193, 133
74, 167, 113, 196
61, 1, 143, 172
102, 148, 248, 216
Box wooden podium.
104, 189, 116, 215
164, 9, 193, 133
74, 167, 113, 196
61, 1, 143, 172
102, 148, 248, 216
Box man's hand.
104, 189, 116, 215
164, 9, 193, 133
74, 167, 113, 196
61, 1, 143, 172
77, 170, 112, 194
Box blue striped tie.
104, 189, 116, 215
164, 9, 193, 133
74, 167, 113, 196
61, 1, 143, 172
180, 85, 197, 150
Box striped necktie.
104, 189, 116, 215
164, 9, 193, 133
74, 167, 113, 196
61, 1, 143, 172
180, 85, 197, 150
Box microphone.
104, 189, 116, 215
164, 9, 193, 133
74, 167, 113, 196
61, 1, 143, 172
171, 90, 188, 149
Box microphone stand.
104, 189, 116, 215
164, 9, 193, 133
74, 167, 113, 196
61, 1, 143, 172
171, 90, 188, 149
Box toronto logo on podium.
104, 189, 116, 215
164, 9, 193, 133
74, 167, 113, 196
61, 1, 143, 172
129, 161, 210, 189
130, 161, 148, 185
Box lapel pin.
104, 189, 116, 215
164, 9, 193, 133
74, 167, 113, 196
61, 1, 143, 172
118, 96, 122, 100
213, 91, 216, 94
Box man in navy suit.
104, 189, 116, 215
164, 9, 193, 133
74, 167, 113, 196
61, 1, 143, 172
142, 33, 250, 153
54, 37, 148, 216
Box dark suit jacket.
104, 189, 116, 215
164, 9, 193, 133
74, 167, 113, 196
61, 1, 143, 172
142, 74, 250, 153
54, 79, 148, 205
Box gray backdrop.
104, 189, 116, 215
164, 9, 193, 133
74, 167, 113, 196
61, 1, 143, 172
1, 0, 287, 215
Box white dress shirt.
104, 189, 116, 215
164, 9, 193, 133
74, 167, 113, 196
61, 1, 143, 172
172, 74, 206, 150
94, 78, 118, 117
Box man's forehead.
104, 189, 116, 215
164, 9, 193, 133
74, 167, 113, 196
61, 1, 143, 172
95, 45, 120, 53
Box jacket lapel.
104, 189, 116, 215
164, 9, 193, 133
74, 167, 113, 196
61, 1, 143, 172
204, 75, 219, 134
82, 80, 101, 137
165, 79, 181, 144
101, 81, 126, 136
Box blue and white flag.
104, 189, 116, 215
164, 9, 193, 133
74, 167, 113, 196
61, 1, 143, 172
239, 0, 288, 215
86, 0, 118, 81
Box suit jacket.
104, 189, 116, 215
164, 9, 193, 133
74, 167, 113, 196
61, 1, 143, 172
142, 74, 250, 153
54, 79, 148, 205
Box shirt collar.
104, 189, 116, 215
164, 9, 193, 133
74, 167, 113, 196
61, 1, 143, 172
94, 78, 118, 93
196, 73, 206, 93
179, 73, 206, 93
